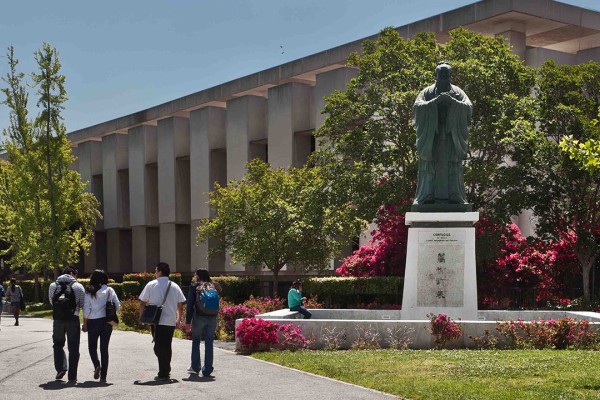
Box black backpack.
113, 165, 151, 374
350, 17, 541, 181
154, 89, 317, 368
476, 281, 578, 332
52, 282, 77, 320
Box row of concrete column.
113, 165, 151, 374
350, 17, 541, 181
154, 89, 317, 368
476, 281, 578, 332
76, 67, 358, 274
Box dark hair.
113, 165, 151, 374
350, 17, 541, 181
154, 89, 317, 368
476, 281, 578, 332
155, 262, 170, 277
291, 279, 302, 290
194, 269, 211, 284
86, 270, 109, 297
10, 278, 16, 288
62, 267, 77, 276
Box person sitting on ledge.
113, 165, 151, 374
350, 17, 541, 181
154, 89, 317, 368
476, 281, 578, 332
288, 280, 311, 319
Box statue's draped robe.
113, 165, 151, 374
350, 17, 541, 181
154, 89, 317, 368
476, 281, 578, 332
413, 84, 472, 204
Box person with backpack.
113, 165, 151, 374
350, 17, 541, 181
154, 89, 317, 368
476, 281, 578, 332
48, 267, 85, 383
82, 270, 120, 383
288, 279, 311, 319
138, 262, 186, 381
185, 268, 221, 377
5, 278, 24, 326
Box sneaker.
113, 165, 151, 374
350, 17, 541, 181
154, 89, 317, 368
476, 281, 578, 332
94, 366, 101, 380
99, 378, 107, 383
67, 379, 77, 385
154, 375, 169, 381
187, 367, 199, 375
55, 370, 67, 380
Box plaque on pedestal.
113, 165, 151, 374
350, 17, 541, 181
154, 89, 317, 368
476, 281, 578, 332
401, 212, 479, 320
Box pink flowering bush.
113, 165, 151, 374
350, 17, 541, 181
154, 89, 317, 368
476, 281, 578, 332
236, 318, 280, 352
176, 322, 192, 340
243, 295, 286, 314
278, 323, 308, 351
496, 317, 597, 349
427, 313, 462, 349
221, 305, 260, 335
337, 203, 408, 277
236, 318, 308, 353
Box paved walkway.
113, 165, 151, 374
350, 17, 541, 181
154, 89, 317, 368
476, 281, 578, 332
0, 316, 398, 400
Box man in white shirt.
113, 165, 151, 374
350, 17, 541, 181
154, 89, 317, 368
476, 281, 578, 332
138, 262, 186, 381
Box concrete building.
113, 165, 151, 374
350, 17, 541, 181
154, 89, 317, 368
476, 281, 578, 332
69, 0, 600, 277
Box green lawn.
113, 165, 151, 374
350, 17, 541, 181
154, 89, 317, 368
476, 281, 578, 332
253, 349, 600, 400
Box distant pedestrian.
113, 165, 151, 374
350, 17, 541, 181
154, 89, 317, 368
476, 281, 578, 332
288, 279, 311, 319
185, 268, 221, 376
82, 270, 120, 383
138, 262, 186, 381
49, 267, 85, 383
5, 278, 24, 326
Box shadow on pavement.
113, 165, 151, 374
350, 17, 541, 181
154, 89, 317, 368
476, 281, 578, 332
182, 374, 215, 382
39, 381, 74, 390
133, 379, 179, 386
77, 381, 114, 388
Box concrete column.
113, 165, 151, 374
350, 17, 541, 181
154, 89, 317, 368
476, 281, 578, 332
76, 141, 103, 273
267, 83, 312, 169
314, 67, 358, 130
102, 133, 128, 229
158, 117, 190, 223
160, 223, 177, 271
226, 95, 267, 181
225, 95, 266, 272
497, 30, 526, 59
129, 125, 157, 226
102, 133, 129, 273
190, 107, 226, 271
158, 117, 190, 271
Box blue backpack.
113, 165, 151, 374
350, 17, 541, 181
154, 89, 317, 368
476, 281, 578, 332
195, 284, 220, 315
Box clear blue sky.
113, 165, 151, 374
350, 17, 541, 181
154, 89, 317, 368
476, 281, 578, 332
0, 0, 598, 134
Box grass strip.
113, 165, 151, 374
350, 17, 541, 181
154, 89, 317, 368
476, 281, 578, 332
253, 349, 600, 400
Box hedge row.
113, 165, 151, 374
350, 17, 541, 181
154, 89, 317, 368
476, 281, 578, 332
303, 276, 403, 308
7, 275, 403, 308
3, 278, 117, 303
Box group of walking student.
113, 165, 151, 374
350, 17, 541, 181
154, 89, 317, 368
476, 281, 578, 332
49, 263, 219, 383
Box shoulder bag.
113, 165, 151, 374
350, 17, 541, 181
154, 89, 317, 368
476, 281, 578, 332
140, 281, 171, 325
105, 287, 119, 326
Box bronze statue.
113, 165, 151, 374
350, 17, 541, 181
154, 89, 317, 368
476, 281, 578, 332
413, 62, 472, 208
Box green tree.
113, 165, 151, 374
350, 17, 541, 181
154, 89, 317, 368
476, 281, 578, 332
197, 159, 365, 296
0, 44, 100, 278
522, 60, 600, 301
313, 27, 535, 222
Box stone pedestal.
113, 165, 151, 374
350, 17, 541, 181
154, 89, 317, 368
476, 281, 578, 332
401, 212, 479, 320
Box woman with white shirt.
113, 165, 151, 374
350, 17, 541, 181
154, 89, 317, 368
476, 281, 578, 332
82, 270, 120, 383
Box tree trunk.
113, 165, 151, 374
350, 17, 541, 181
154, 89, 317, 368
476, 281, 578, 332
33, 272, 39, 303
575, 239, 597, 302
272, 270, 279, 298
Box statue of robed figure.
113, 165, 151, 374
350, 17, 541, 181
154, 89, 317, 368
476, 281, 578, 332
412, 62, 473, 211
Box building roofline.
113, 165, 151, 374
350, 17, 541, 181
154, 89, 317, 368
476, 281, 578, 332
68, 0, 600, 144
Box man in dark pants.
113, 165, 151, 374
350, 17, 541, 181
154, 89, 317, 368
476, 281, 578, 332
139, 262, 186, 381
48, 267, 85, 383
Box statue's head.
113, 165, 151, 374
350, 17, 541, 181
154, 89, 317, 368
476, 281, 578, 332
435, 62, 452, 85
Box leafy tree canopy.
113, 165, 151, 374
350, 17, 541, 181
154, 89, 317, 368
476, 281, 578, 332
0, 45, 100, 276
197, 159, 365, 296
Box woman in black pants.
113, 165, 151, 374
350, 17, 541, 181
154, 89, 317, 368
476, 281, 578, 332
82, 270, 120, 383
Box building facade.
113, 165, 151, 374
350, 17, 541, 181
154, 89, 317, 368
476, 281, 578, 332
69, 0, 600, 276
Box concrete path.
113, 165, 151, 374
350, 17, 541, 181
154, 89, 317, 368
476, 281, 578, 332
0, 316, 398, 400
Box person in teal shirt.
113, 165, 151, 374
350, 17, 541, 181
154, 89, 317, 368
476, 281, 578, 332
287, 280, 311, 319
